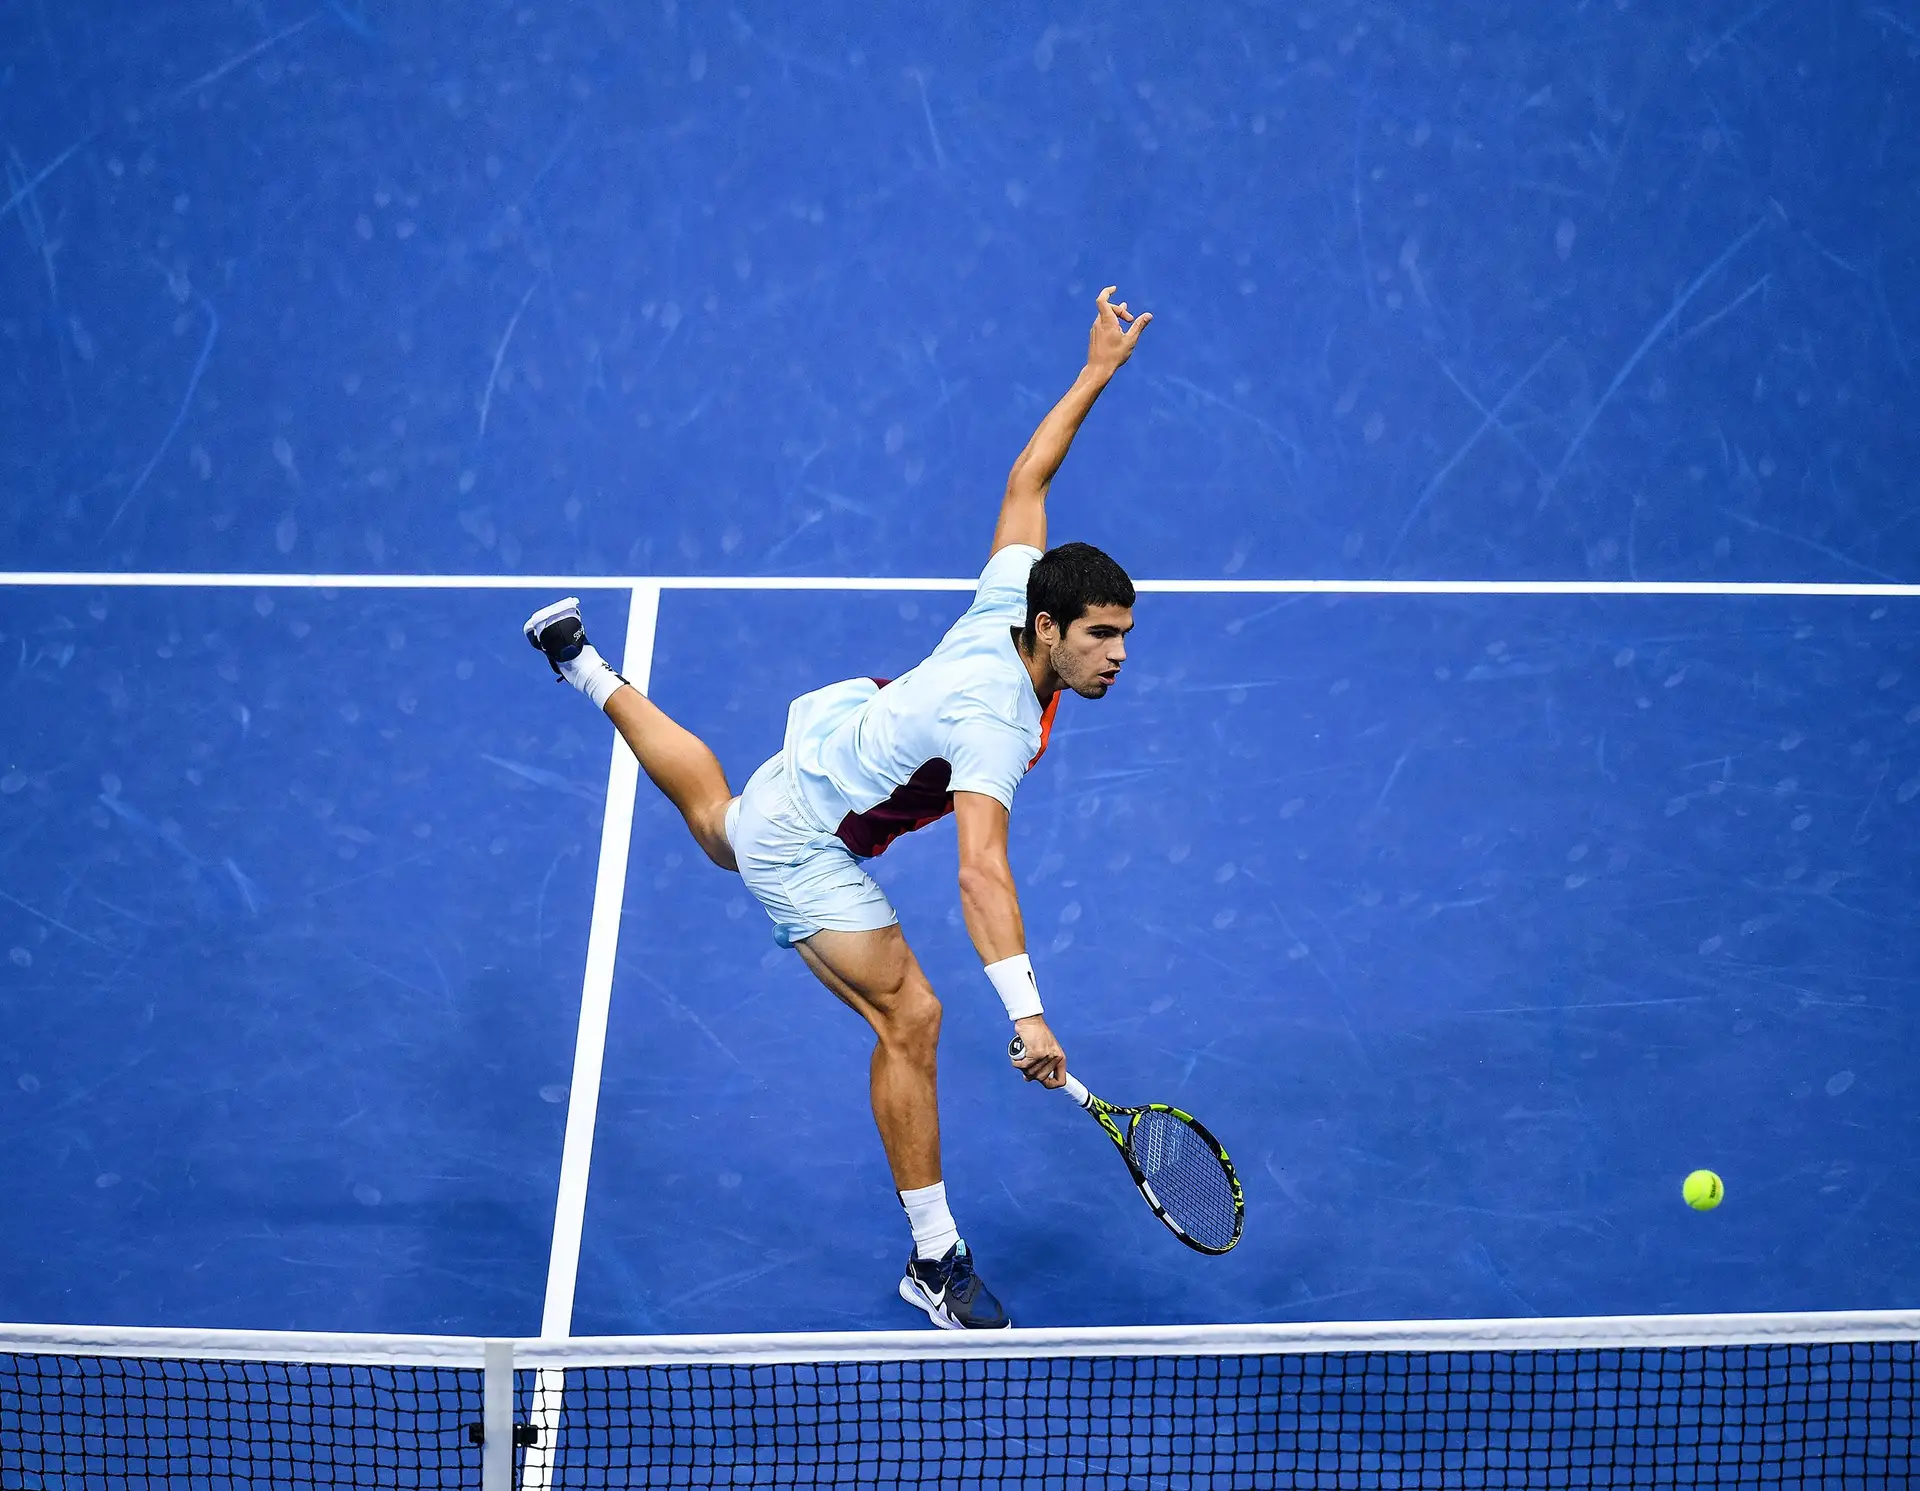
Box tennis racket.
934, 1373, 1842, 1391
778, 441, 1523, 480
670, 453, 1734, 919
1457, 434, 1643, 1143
1009, 1036, 1244, 1254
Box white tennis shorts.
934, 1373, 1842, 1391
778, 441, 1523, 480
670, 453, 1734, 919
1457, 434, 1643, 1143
726, 754, 899, 949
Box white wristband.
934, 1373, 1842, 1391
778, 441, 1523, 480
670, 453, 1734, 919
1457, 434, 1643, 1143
984, 954, 1044, 1021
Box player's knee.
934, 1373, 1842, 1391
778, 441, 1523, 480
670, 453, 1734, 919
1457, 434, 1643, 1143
882, 985, 942, 1057
698, 832, 738, 872
692, 803, 738, 872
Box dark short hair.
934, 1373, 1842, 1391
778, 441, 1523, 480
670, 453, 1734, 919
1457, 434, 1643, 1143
1024, 541, 1135, 646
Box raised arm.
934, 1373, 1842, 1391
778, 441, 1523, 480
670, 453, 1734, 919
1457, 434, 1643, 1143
953, 790, 1067, 1087
990, 286, 1152, 557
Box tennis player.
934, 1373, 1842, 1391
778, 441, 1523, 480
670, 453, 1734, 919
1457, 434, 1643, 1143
523, 288, 1149, 1328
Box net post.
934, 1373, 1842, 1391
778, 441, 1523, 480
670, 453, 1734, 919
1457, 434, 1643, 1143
482, 1339, 515, 1491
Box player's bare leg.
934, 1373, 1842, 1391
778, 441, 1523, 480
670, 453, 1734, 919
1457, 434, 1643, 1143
601, 687, 736, 871
795, 925, 943, 1189
797, 924, 1008, 1329
524, 596, 737, 871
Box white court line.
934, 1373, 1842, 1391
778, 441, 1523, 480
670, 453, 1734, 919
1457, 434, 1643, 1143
522, 586, 659, 1491
1, 570, 1918, 597
0, 571, 967, 591
541, 586, 658, 1332
543, 584, 659, 1334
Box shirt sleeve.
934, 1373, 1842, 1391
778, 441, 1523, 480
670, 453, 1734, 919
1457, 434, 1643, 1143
969, 544, 1040, 626
944, 712, 1033, 810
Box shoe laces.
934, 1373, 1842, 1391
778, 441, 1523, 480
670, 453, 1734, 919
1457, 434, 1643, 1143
943, 1242, 978, 1297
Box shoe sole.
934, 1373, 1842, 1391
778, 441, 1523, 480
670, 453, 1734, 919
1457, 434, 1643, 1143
523, 596, 582, 647
897, 1274, 1012, 1331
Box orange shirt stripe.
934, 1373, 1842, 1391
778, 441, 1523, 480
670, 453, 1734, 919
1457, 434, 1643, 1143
1028, 693, 1060, 770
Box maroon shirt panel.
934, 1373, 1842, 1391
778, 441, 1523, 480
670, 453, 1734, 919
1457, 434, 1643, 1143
834, 757, 954, 859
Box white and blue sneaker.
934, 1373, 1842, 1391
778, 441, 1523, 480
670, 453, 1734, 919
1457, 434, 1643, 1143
898, 1241, 1012, 1330
524, 596, 633, 709
523, 596, 589, 678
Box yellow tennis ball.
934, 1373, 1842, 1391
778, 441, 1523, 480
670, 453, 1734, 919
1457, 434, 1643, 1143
1683, 1170, 1724, 1211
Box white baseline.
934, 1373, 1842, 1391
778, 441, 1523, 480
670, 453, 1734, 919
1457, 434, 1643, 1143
0, 570, 1918, 597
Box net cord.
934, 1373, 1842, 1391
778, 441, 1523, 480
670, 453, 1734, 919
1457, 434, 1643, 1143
517, 1308, 1920, 1367
7, 1307, 1917, 1372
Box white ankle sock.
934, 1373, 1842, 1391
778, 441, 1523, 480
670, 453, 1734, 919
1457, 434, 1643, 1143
560, 643, 630, 710
899, 1181, 960, 1261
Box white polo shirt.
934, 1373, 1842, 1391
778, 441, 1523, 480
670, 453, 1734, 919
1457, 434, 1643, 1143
781, 544, 1058, 857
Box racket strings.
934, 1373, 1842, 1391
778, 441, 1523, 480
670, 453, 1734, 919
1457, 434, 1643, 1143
1126, 1109, 1239, 1251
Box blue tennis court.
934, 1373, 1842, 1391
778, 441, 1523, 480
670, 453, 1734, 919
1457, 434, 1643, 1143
3, 5, 1918, 1482
4, 575, 1915, 1339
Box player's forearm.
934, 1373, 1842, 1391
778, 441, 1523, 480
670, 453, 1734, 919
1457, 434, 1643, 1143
957, 859, 1027, 965
1005, 364, 1113, 499
990, 366, 1112, 553
991, 290, 1147, 554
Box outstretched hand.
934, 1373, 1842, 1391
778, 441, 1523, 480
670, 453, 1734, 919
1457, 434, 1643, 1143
1088, 285, 1151, 374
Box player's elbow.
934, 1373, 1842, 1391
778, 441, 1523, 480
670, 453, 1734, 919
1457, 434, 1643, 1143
1003, 455, 1048, 505
956, 859, 1011, 913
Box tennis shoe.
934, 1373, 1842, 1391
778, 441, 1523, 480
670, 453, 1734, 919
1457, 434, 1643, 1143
898, 1240, 1011, 1330
524, 597, 590, 679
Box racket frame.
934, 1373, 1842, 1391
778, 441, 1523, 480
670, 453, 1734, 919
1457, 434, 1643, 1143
1012, 1039, 1245, 1255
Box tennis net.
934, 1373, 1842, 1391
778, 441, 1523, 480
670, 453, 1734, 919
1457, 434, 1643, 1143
5, 1311, 1915, 1488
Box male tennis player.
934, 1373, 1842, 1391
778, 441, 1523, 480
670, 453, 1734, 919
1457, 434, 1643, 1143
523, 288, 1149, 1328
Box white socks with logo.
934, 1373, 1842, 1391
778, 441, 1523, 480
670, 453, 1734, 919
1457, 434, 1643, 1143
899, 1181, 960, 1262
560, 644, 630, 710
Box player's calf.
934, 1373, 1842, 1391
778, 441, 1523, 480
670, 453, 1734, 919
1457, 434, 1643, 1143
523, 596, 739, 872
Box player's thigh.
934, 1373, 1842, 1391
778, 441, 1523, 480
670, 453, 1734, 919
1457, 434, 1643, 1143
798, 925, 937, 1033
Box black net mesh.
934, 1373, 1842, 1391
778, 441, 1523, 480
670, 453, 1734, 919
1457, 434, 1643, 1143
0, 1351, 483, 1488
5, 1336, 1913, 1488
527, 1341, 1916, 1489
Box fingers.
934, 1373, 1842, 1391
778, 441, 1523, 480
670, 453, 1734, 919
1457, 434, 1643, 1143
1013, 1048, 1063, 1083
1009, 1027, 1065, 1085
1092, 286, 1150, 364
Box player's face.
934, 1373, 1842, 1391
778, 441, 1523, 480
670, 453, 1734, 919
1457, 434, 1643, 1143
1051, 606, 1133, 699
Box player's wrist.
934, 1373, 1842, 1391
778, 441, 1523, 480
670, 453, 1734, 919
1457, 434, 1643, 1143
984, 952, 1043, 1021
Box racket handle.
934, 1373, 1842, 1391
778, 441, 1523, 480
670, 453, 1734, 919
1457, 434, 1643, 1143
1007, 1037, 1093, 1110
